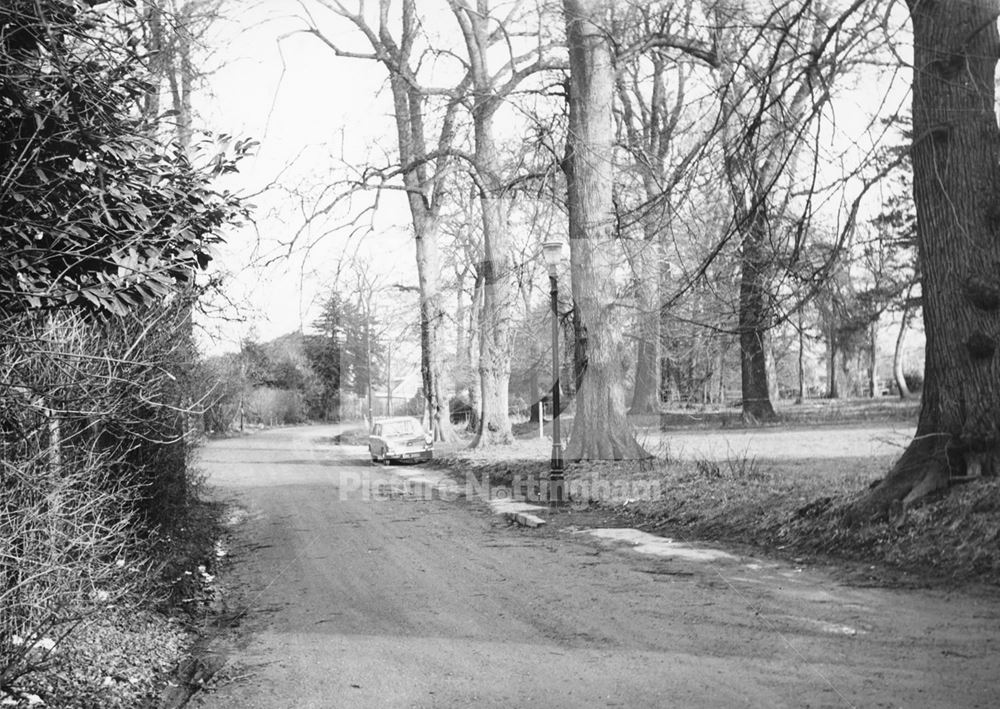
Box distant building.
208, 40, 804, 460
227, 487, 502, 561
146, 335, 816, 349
370, 371, 423, 417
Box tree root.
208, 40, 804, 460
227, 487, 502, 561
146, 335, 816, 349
845, 433, 952, 526
566, 429, 651, 462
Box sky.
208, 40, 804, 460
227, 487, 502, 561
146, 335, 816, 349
194, 3, 419, 356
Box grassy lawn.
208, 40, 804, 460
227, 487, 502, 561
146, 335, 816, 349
432, 399, 1000, 589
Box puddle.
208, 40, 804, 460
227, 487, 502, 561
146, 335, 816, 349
583, 528, 737, 562
489, 500, 547, 515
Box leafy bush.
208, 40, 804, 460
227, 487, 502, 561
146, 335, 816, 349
0, 1, 245, 318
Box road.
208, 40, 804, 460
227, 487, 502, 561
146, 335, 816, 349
190, 426, 998, 709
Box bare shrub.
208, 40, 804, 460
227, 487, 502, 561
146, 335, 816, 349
0, 303, 197, 687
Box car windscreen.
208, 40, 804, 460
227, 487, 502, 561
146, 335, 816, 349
382, 419, 420, 437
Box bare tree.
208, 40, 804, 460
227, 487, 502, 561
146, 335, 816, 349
300, 0, 464, 440
707, 0, 876, 422
446, 0, 562, 446
612, 2, 719, 414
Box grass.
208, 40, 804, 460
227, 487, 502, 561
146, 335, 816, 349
435, 406, 999, 589
654, 396, 921, 430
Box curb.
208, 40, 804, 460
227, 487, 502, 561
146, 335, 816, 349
502, 510, 547, 528
488, 500, 547, 528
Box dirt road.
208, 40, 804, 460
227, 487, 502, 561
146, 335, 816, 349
190, 426, 997, 708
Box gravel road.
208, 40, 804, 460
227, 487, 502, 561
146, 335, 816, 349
189, 425, 998, 709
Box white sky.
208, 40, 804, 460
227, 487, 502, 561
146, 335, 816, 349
195, 3, 418, 356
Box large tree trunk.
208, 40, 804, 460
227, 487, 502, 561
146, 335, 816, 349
563, 0, 647, 461
851, 0, 1000, 520
470, 172, 513, 447
451, 2, 514, 447
413, 215, 452, 441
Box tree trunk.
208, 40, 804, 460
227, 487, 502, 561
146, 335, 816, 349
466, 268, 483, 432
413, 215, 452, 441
628, 181, 669, 416
893, 301, 912, 400
738, 213, 778, 423
380, 14, 454, 441
455, 270, 467, 373
796, 310, 805, 403
766, 336, 780, 403
452, 3, 514, 447
143, 1, 165, 120
175, 3, 194, 151
316, 0, 457, 442
868, 319, 879, 398
471, 190, 513, 446
563, 0, 647, 461
851, 0, 1000, 520
629, 235, 661, 414
826, 322, 839, 399
630, 334, 658, 414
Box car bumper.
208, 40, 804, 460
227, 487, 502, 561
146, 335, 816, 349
387, 449, 433, 462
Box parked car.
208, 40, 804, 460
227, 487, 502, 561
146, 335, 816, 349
368, 416, 433, 464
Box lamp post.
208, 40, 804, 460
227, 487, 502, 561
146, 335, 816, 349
542, 240, 565, 504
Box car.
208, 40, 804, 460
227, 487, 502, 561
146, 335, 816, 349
368, 416, 433, 464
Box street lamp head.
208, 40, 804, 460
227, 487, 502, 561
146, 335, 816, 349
541, 240, 565, 276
